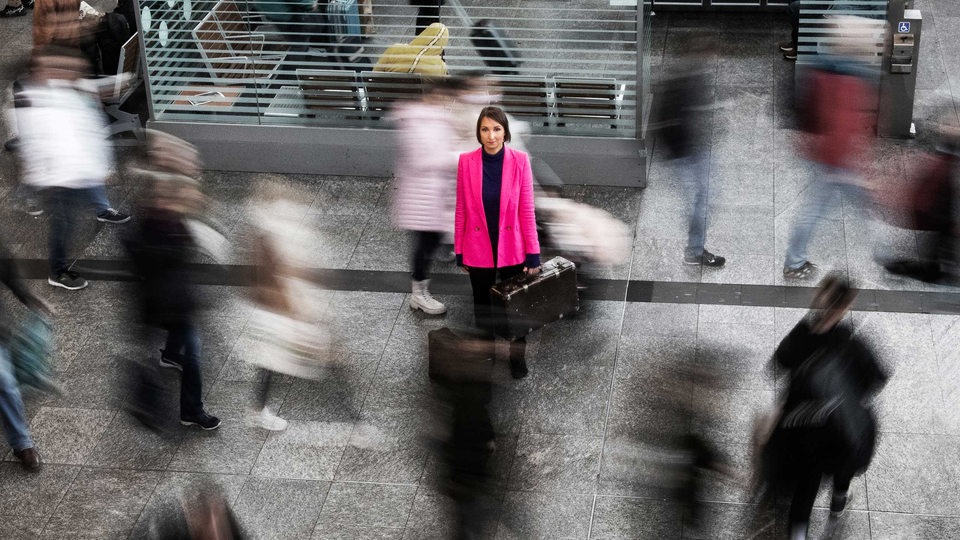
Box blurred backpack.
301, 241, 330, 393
911, 151, 957, 231
9, 312, 61, 396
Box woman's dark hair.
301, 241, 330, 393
476, 106, 511, 145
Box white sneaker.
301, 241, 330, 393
251, 407, 288, 431
410, 279, 447, 315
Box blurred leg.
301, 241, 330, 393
784, 169, 837, 270
0, 345, 33, 452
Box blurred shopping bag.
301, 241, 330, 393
10, 312, 62, 396
537, 197, 632, 265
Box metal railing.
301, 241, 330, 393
139, 0, 641, 138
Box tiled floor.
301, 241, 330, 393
0, 2, 959, 539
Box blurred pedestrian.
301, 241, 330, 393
762, 274, 888, 539
14, 47, 131, 290
782, 21, 878, 280
374, 22, 448, 77
391, 77, 468, 315
126, 134, 220, 431
455, 106, 541, 379
656, 36, 725, 268
140, 481, 246, 539
882, 126, 960, 284
410, 0, 443, 36
246, 182, 333, 431
0, 236, 52, 471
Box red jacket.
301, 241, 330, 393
455, 147, 540, 268
803, 68, 874, 169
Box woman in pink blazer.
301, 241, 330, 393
455, 106, 541, 379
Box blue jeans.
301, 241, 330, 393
0, 345, 33, 452
784, 163, 867, 270
42, 187, 91, 276
679, 153, 710, 257
19, 184, 110, 214
164, 322, 204, 418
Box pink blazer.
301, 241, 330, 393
455, 146, 540, 268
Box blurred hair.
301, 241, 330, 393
476, 106, 511, 145
813, 273, 857, 312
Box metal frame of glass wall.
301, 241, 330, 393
138, 0, 651, 187
651, 0, 789, 10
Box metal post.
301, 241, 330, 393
878, 0, 922, 138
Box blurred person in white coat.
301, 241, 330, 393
390, 77, 471, 315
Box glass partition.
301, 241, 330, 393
797, 0, 887, 65
140, 0, 642, 138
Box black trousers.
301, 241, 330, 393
467, 264, 524, 340
787, 1, 800, 46
412, 231, 442, 281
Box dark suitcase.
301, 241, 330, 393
428, 327, 494, 383
327, 0, 362, 40
490, 256, 578, 339
470, 20, 521, 74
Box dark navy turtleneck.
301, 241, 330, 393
481, 146, 504, 264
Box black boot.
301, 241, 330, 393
508, 341, 528, 379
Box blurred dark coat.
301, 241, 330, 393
656, 70, 710, 160
126, 209, 198, 328
769, 320, 888, 480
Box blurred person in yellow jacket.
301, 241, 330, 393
373, 22, 448, 77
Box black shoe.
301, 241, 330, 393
181, 412, 221, 430
779, 40, 796, 53
684, 249, 726, 268
13, 447, 40, 471
48, 271, 88, 290
0, 4, 26, 16
96, 208, 131, 224
4, 137, 20, 152
158, 349, 184, 372
783, 51, 797, 61
783, 261, 817, 280
23, 0, 33, 7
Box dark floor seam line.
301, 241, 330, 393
13, 259, 960, 314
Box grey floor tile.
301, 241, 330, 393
0, 463, 80, 517
41, 512, 139, 540
85, 411, 182, 470
688, 501, 775, 540
168, 410, 271, 475
495, 491, 593, 539
588, 496, 681, 539
334, 412, 431, 484
867, 433, 960, 515
517, 364, 614, 437
507, 433, 602, 493
696, 323, 775, 391
312, 482, 417, 535
870, 511, 960, 540
25, 407, 115, 466
0, 514, 48, 540
279, 357, 378, 422
233, 477, 330, 539
45, 467, 161, 538
401, 488, 500, 540
535, 316, 622, 368
252, 421, 352, 481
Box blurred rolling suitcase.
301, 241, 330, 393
470, 20, 521, 74
327, 0, 362, 40
447, 0, 521, 74
428, 327, 493, 383
491, 256, 578, 339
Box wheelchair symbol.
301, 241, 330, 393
898, 21, 911, 33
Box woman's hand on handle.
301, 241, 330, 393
524, 266, 540, 276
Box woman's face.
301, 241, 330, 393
479, 116, 505, 154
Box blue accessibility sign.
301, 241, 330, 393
898, 21, 911, 33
